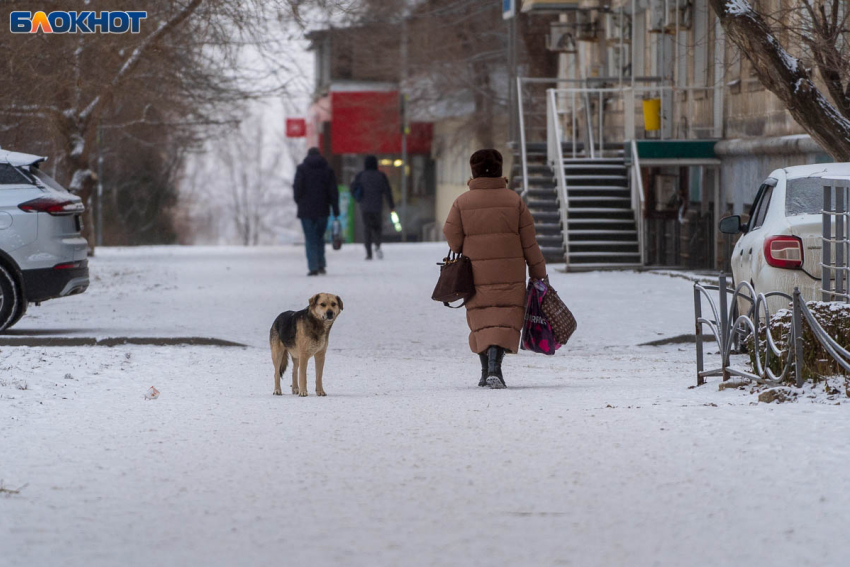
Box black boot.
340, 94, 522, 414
486, 346, 506, 389
478, 352, 489, 387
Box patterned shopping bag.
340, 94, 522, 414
520, 279, 562, 355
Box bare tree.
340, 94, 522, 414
0, 0, 305, 248
406, 0, 508, 147
330, 1, 554, 149
188, 116, 296, 246
710, 0, 850, 160
223, 121, 281, 246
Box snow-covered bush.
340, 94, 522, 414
748, 302, 850, 383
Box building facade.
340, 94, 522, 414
306, 26, 436, 243
518, 0, 832, 270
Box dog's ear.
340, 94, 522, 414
309, 294, 320, 308
336, 295, 343, 311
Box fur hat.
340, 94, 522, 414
470, 149, 503, 178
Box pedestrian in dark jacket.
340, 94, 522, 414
351, 155, 395, 260
294, 147, 339, 276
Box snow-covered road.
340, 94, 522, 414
2, 244, 850, 566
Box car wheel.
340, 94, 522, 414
7, 293, 27, 329
0, 264, 22, 332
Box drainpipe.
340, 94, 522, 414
400, 15, 408, 242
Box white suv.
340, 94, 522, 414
0, 148, 89, 331
720, 163, 850, 314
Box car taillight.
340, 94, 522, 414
18, 197, 85, 216
53, 262, 82, 270
764, 235, 803, 269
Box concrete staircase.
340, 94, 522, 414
511, 143, 642, 270
562, 157, 642, 270
511, 143, 566, 263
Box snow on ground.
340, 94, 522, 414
2, 243, 850, 567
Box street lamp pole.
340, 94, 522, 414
400, 15, 409, 243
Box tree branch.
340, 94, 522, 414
710, 0, 850, 160
80, 0, 205, 121
0, 104, 61, 120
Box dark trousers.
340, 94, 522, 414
362, 211, 383, 256
300, 217, 328, 272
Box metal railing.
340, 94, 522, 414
694, 274, 798, 387
629, 139, 646, 264
584, 90, 596, 159
821, 181, 850, 301
694, 274, 850, 388
548, 89, 570, 267
547, 85, 720, 161
516, 77, 529, 197
517, 77, 587, 198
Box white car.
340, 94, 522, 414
0, 148, 89, 331
720, 163, 850, 316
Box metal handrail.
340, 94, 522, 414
516, 77, 529, 198
548, 85, 719, 152
629, 139, 645, 265
582, 89, 595, 159
548, 89, 570, 269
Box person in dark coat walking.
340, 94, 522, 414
351, 155, 395, 260
294, 147, 339, 276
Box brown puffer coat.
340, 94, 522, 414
443, 176, 547, 354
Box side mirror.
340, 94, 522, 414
719, 215, 743, 235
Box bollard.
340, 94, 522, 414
718, 274, 729, 381
694, 285, 704, 386
792, 288, 805, 388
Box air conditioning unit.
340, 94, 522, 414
547, 22, 578, 53
605, 11, 632, 43
576, 10, 598, 42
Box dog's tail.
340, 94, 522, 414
270, 324, 289, 379
278, 350, 288, 377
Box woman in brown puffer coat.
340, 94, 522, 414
443, 149, 547, 389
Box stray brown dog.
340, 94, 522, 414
269, 293, 343, 397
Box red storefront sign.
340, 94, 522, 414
286, 118, 307, 138
330, 91, 432, 155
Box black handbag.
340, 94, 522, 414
431, 249, 475, 308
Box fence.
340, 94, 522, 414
694, 275, 799, 386
693, 273, 850, 388
821, 181, 850, 301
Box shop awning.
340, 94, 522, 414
624, 140, 720, 166
521, 0, 582, 13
